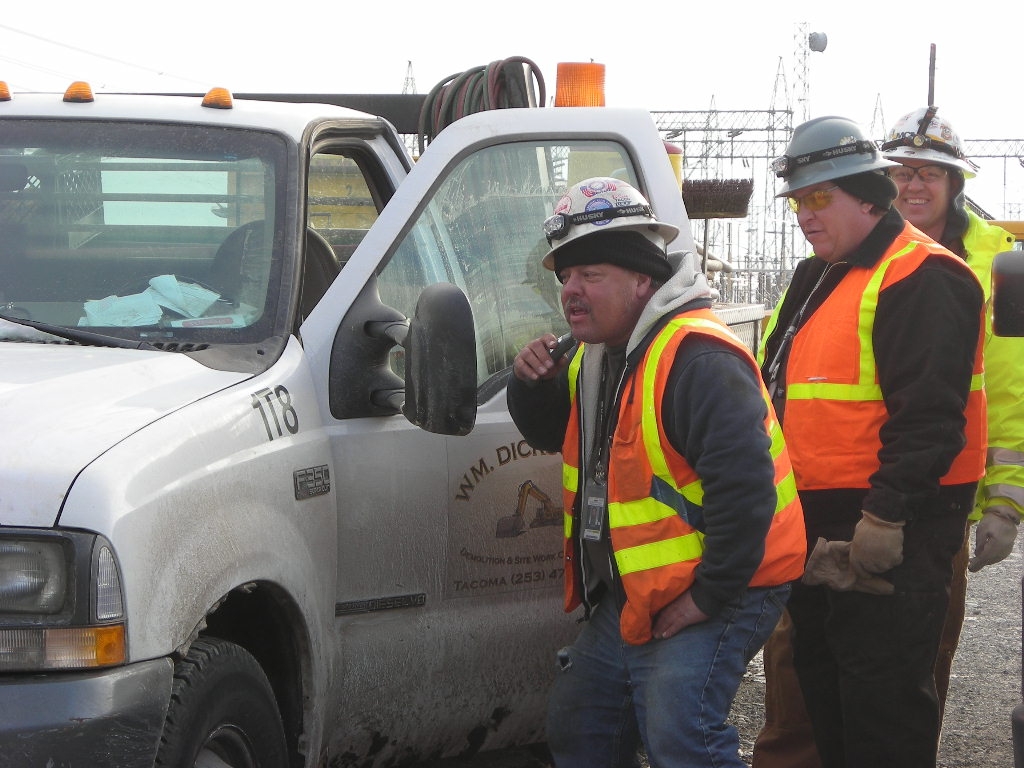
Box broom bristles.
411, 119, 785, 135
682, 178, 754, 219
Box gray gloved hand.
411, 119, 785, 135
802, 537, 895, 595
968, 506, 1020, 572
849, 510, 904, 577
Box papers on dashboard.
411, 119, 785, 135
82, 275, 221, 326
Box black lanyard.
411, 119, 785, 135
591, 352, 616, 485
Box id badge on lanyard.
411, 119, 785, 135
582, 478, 607, 542
583, 352, 615, 543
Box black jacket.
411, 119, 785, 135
760, 209, 983, 542
508, 303, 778, 618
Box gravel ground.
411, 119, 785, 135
731, 545, 1022, 767
423, 540, 1022, 768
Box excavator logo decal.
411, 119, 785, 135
495, 480, 562, 538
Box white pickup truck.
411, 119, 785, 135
0, 84, 715, 767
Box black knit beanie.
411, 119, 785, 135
551, 229, 673, 283
834, 170, 899, 210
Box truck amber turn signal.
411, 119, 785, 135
63, 81, 95, 103
202, 87, 234, 109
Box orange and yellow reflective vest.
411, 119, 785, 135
560, 308, 806, 645
781, 224, 987, 491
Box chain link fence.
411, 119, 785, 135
713, 267, 796, 310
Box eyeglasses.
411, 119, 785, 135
887, 165, 949, 184
787, 186, 839, 214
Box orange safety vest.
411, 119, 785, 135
782, 224, 987, 491
561, 309, 806, 645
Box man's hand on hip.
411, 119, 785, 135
652, 590, 709, 640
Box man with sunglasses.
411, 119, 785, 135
883, 107, 1021, 721
754, 116, 986, 768
507, 176, 806, 767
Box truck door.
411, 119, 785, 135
300, 107, 691, 761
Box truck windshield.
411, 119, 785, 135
0, 119, 289, 346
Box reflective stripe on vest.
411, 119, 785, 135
559, 309, 806, 643
783, 229, 986, 490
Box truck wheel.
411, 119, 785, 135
156, 637, 288, 768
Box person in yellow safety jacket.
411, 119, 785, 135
507, 176, 806, 768
754, 115, 986, 768
883, 106, 1022, 717
752, 108, 1021, 768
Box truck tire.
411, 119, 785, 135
155, 637, 288, 768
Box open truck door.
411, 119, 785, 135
991, 245, 1024, 767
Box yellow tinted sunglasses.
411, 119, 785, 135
788, 185, 839, 214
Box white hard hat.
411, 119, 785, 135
880, 107, 978, 179
541, 177, 679, 271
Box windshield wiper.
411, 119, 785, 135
0, 313, 160, 350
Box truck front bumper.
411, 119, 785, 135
0, 657, 172, 768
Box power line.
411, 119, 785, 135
0, 53, 78, 81
0, 23, 207, 87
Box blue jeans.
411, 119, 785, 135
547, 585, 790, 768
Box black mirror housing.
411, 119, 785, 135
403, 282, 477, 435
992, 250, 1024, 337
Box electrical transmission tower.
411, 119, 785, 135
650, 24, 1019, 307
870, 94, 887, 140
794, 22, 810, 123
402, 61, 417, 95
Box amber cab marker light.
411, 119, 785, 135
0, 82, 11, 101
202, 87, 234, 109
63, 81, 95, 103
554, 62, 606, 107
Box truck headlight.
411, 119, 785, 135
0, 540, 67, 613
0, 530, 126, 671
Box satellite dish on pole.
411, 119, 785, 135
809, 32, 828, 52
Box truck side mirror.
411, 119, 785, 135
993, 247, 1024, 768
403, 282, 477, 435
329, 276, 477, 435
993, 250, 1024, 337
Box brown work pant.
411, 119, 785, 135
750, 528, 970, 767
751, 609, 822, 768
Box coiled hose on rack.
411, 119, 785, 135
417, 56, 546, 155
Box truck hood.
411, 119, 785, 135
0, 344, 248, 527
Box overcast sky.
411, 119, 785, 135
3, 0, 1020, 215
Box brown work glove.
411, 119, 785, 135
802, 537, 894, 595
968, 506, 1020, 572
849, 510, 904, 577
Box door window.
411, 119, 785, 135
307, 152, 382, 270
377, 140, 639, 388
